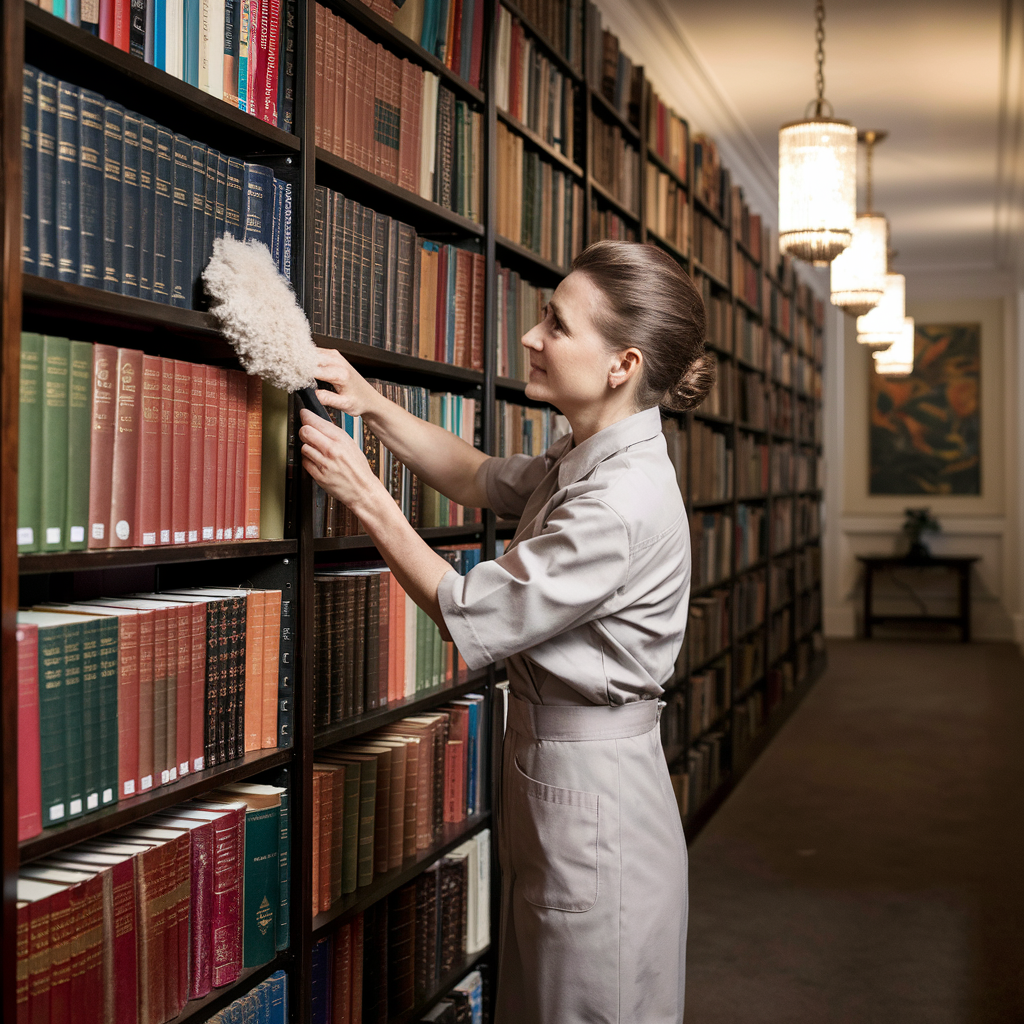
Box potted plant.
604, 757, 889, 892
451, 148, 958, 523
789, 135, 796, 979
902, 507, 940, 561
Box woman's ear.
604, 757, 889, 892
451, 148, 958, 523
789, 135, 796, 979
608, 348, 643, 390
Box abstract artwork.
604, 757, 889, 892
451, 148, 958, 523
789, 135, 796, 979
869, 322, 980, 495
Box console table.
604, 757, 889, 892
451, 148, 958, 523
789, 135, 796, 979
857, 555, 978, 642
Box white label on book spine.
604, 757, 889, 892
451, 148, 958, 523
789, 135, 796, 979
70, 526, 85, 543
161, 769, 170, 784
203, 527, 214, 540
49, 803, 65, 821
124, 780, 135, 795
45, 527, 61, 544
160, 530, 170, 543
174, 531, 186, 544
180, 761, 189, 775
92, 523, 104, 539
143, 532, 157, 545
16, 527, 33, 545
188, 530, 198, 542
141, 774, 153, 790
87, 794, 99, 810
194, 756, 204, 772
102, 788, 113, 803
70, 799, 82, 815
115, 520, 130, 541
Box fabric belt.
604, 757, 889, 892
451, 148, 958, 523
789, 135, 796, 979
507, 692, 661, 741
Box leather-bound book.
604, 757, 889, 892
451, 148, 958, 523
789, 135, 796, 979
378, 731, 420, 860
158, 358, 175, 545
442, 705, 468, 823
343, 744, 389, 876
311, 771, 322, 917
222, 371, 239, 543
331, 921, 353, 1024
65, 340, 93, 551
230, 370, 248, 541
314, 762, 346, 908
316, 768, 334, 911
361, 901, 389, 1024
15, 622, 41, 841
85, 344, 116, 550
171, 360, 191, 545
314, 5, 324, 150
414, 862, 440, 998
438, 852, 468, 976
365, 573, 381, 711
214, 367, 229, 539
186, 364, 205, 544
325, 754, 377, 888
387, 882, 417, 1014
201, 367, 219, 541
16, 879, 66, 1024
310, 936, 332, 1024
135, 354, 162, 547
244, 374, 262, 540
109, 348, 143, 548
322, 12, 337, 156
261, 590, 281, 749
330, 19, 346, 157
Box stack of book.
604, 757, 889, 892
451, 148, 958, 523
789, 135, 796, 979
18, 335, 263, 554
646, 88, 688, 183
310, 834, 490, 1021
690, 420, 732, 503
692, 133, 723, 217
392, 0, 487, 87
687, 589, 730, 667
584, 10, 642, 128
770, 497, 793, 552
207, 971, 289, 1024
693, 209, 729, 281
735, 431, 768, 499
689, 655, 731, 737
495, 264, 553, 382
644, 163, 690, 254
735, 503, 767, 571
312, 187, 485, 371
494, 8, 579, 164
771, 384, 792, 434
690, 510, 734, 589
588, 198, 636, 243
312, 713, 488, 912
736, 314, 766, 370
21, 68, 292, 306
501, 0, 583, 72
494, 401, 568, 458
27, 0, 297, 132
589, 113, 640, 216
495, 121, 584, 268
16, 586, 284, 838
735, 569, 767, 636
15, 783, 289, 1024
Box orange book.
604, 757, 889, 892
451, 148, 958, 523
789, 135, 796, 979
226, 371, 246, 542
243, 591, 266, 752
311, 772, 322, 917
332, 19, 347, 156
317, 768, 334, 912
158, 358, 175, 546
171, 360, 191, 545
244, 375, 262, 540
214, 368, 229, 540
261, 590, 282, 749
323, 11, 337, 156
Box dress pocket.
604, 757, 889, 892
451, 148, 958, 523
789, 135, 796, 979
510, 757, 600, 913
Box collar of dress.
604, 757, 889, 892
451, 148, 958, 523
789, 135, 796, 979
553, 405, 663, 490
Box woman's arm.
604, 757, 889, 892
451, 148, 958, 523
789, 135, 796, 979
298, 408, 456, 640
313, 348, 492, 509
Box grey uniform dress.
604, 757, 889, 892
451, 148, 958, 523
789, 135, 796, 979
437, 405, 691, 1024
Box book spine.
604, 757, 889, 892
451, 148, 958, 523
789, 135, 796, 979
121, 112, 141, 296
159, 359, 175, 545
108, 860, 139, 1024
79, 618, 102, 812
21, 68, 37, 276
135, 355, 162, 546
280, 0, 296, 131
138, 119, 156, 299
152, 128, 173, 302
240, 804, 280, 967
135, 845, 170, 1024
55, 82, 80, 284
260, 0, 279, 126
204, 148, 218, 267
16, 624, 42, 841
188, 603, 206, 773
184, 0, 202, 86
97, 618, 120, 806
187, 823, 215, 999
109, 347, 142, 547
173, 606, 191, 778
261, 591, 280, 748
276, 580, 293, 748
136, 612, 154, 792
276, 778, 290, 950
172, 360, 192, 544
35, 72, 58, 280
101, 102, 123, 293
231, 371, 247, 540
170, 134, 193, 307
150, 610, 169, 786
224, 0, 240, 105
40, 335, 71, 552
60, 620, 85, 819
64, 340, 93, 551
186, 365, 204, 543
190, 142, 208, 309
238, 0, 250, 112
17, 334, 43, 553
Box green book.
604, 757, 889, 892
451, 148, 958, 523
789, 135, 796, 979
59, 617, 86, 819
40, 335, 71, 551
333, 754, 377, 888
95, 615, 119, 807
18, 333, 44, 552
18, 611, 68, 824
78, 616, 102, 813
340, 761, 361, 894
65, 340, 93, 550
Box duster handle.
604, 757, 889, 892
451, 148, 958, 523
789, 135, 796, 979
294, 385, 332, 421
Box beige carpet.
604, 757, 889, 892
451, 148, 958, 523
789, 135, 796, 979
684, 639, 1024, 1024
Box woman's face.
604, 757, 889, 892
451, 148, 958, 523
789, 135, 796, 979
521, 271, 638, 415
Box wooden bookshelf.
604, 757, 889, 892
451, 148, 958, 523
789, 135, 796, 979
0, 1, 828, 1020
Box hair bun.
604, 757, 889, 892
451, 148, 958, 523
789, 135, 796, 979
663, 351, 716, 412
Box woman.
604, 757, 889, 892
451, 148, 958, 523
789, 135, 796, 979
299, 240, 714, 1024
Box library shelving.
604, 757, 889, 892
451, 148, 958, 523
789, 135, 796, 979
1, 2, 827, 1023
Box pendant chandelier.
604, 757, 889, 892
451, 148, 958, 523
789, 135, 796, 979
856, 272, 905, 351
873, 317, 915, 376
830, 131, 888, 315
778, 0, 857, 264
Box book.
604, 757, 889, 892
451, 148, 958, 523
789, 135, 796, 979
16, 623, 42, 841
40, 335, 70, 552
17, 333, 43, 552
65, 340, 93, 550
55, 81, 80, 283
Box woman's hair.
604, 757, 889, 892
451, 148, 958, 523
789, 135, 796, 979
570, 240, 715, 412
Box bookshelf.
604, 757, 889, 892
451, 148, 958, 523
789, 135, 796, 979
0, 2, 826, 1023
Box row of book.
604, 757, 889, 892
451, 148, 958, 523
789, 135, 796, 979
796, 400, 819, 445
312, 386, 481, 539
736, 431, 769, 499
645, 164, 690, 255
505, 0, 583, 73
771, 337, 793, 387
585, 9, 642, 130
494, 401, 569, 459
733, 689, 764, 759
769, 284, 792, 337
312, 548, 480, 729
734, 249, 759, 310
15, 782, 290, 1024
730, 185, 763, 263
795, 544, 822, 593
22, 67, 291, 306
312, 187, 485, 370
690, 420, 732, 504
690, 510, 733, 590
669, 729, 726, 821
647, 87, 689, 184
310, 843, 489, 1021
768, 606, 792, 662
495, 263, 551, 383
737, 314, 766, 371
796, 591, 822, 640
772, 384, 793, 434
392, 0, 487, 88
796, 496, 821, 545
16, 585, 284, 838
495, 8, 579, 164
736, 632, 764, 692
771, 497, 793, 552
692, 209, 729, 282
687, 588, 730, 669
688, 656, 732, 738
208, 972, 288, 1024
738, 370, 768, 428
29, 0, 296, 132
311, 708, 488, 915
769, 557, 794, 611
18, 336, 263, 554
700, 278, 732, 353
589, 197, 636, 242
692, 133, 724, 219
694, 356, 733, 421
735, 569, 767, 637
495, 121, 585, 269
771, 443, 795, 493
590, 113, 641, 216
736, 503, 768, 571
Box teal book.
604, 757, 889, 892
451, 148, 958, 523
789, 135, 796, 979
40, 335, 70, 551
273, 768, 290, 951
18, 333, 43, 553
59, 617, 86, 819
78, 615, 102, 813
65, 340, 92, 550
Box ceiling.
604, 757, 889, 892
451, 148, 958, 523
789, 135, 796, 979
615, 0, 1024, 286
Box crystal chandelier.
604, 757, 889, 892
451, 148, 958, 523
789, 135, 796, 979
856, 273, 905, 351
830, 131, 888, 315
873, 317, 915, 376
778, 0, 857, 264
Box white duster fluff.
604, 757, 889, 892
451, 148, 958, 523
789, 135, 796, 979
203, 237, 318, 392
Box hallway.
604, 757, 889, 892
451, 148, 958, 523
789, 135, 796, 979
684, 640, 1024, 1023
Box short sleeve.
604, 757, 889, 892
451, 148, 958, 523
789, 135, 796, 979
437, 496, 631, 670
482, 453, 549, 519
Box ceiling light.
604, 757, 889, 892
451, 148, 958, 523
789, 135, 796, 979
873, 317, 915, 376
856, 273, 905, 351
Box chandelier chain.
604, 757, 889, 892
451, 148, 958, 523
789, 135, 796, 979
815, 0, 826, 116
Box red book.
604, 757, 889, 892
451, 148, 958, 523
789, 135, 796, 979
87, 344, 117, 550
169, 602, 192, 778
230, 371, 247, 541
448, 0, 463, 72
470, 253, 485, 371
363, 37, 378, 173
372, 49, 394, 183
215, 368, 229, 540
244, 375, 262, 540
134, 355, 162, 547
261, 0, 280, 126
202, 368, 219, 542
15, 898, 28, 1024
442, 706, 467, 822
323, 11, 337, 156
331, 921, 352, 1024
158, 358, 174, 545
109, 348, 143, 549
468, 0, 484, 89
187, 364, 205, 543
397, 59, 418, 193
113, 0, 130, 51
17, 879, 66, 1024
435, 245, 449, 362
509, 21, 521, 122
377, 572, 390, 707
171, 360, 191, 545
331, 19, 346, 156
98, 0, 114, 43
45, 882, 73, 1024
311, 772, 322, 916
343, 18, 359, 166
16, 623, 42, 842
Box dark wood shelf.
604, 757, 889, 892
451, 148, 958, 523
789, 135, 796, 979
692, 409, 733, 427
19, 747, 292, 863
735, 492, 768, 503
314, 525, 485, 555
500, 0, 584, 83
390, 946, 492, 1024
646, 149, 689, 192
495, 375, 528, 394
18, 539, 298, 575
312, 812, 492, 935
326, 0, 485, 105
315, 148, 484, 237
24, 5, 299, 155
693, 193, 727, 230
691, 259, 730, 293
495, 234, 568, 281
314, 334, 484, 388
589, 179, 640, 224
647, 228, 690, 268
589, 87, 641, 143
497, 109, 585, 179
690, 496, 734, 510
735, 237, 761, 265
735, 294, 762, 319
313, 669, 493, 749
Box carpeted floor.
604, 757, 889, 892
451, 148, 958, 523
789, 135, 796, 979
683, 639, 1024, 1024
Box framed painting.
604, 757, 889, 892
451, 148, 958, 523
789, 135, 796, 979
869, 322, 980, 495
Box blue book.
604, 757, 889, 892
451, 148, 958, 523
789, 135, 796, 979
138, 118, 156, 299
77, 89, 105, 288
420, 0, 438, 54
281, 182, 292, 281
53, 0, 66, 18
213, 152, 227, 243
225, 157, 244, 239
154, 0, 166, 68
271, 178, 283, 274
183, 0, 201, 87
435, 0, 450, 60
189, 142, 207, 306
53, 82, 79, 282
203, 148, 218, 270
170, 134, 193, 307
241, 163, 273, 248
130, 0, 146, 58
152, 127, 174, 302
121, 111, 142, 296
35, 72, 58, 280
274, 768, 290, 951
309, 937, 331, 1024
101, 102, 124, 292
65, 0, 80, 26
21, 68, 37, 275
267, 971, 287, 1024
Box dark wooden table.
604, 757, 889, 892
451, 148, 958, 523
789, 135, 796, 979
857, 555, 979, 642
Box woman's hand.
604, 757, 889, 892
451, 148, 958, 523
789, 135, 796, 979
299, 408, 383, 515
313, 348, 380, 418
